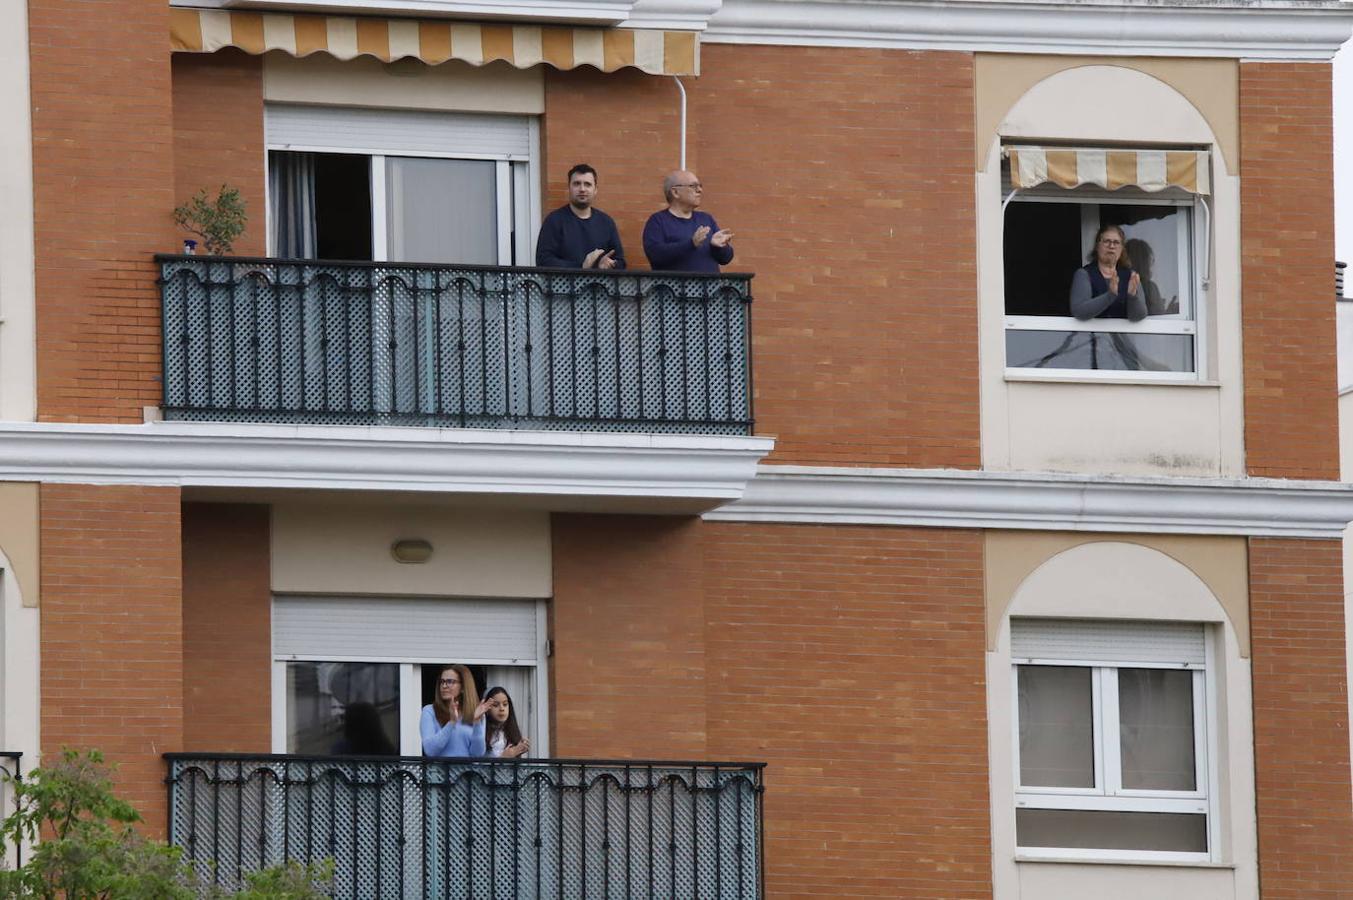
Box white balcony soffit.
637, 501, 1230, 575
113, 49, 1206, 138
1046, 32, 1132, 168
701, 0, 1353, 61
0, 422, 772, 509
703, 465, 1353, 539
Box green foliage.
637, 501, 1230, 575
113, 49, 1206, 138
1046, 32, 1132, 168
172, 185, 248, 256
0, 750, 332, 900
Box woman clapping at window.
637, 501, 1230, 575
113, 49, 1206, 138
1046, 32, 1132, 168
421, 664, 492, 757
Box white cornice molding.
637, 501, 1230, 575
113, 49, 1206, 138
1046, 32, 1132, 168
703, 465, 1353, 538
701, 0, 1353, 61
184, 0, 637, 25
0, 422, 773, 504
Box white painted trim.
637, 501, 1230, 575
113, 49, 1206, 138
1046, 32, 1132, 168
0, 0, 36, 423
178, 0, 637, 27
703, 464, 1353, 538
0, 421, 773, 502
701, 0, 1353, 61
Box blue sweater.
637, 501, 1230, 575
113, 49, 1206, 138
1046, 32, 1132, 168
420, 705, 487, 757
642, 210, 734, 273
535, 206, 626, 269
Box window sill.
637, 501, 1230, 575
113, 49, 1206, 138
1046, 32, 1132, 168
1015, 854, 1234, 869
1005, 372, 1221, 388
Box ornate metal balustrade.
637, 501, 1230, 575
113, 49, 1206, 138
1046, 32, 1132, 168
165, 753, 764, 899
157, 257, 754, 435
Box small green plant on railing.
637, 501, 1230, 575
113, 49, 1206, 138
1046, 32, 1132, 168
0, 749, 330, 900
172, 184, 247, 256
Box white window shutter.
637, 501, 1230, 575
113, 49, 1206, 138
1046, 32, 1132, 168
1011, 618, 1205, 666
273, 595, 539, 663
265, 104, 532, 159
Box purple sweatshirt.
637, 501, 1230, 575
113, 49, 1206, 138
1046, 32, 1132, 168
642, 210, 734, 273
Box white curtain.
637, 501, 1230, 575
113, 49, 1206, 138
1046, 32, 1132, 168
269, 150, 318, 259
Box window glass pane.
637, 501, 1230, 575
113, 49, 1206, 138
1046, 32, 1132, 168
1100, 205, 1191, 319
1016, 809, 1207, 853
286, 661, 400, 756
1119, 668, 1196, 791
1007, 330, 1194, 373
1018, 665, 1094, 788
386, 157, 498, 265
1003, 193, 1194, 322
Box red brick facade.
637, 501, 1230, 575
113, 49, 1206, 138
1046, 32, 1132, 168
552, 516, 993, 899
171, 52, 267, 258
546, 46, 981, 469
29, 0, 176, 422
182, 503, 272, 752
39, 483, 184, 833
1239, 62, 1340, 480
1249, 537, 1353, 897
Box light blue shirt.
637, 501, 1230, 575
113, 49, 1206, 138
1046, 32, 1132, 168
420, 704, 487, 757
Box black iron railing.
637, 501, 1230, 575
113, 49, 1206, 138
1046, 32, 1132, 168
156, 257, 754, 435
0, 752, 22, 868
165, 753, 764, 899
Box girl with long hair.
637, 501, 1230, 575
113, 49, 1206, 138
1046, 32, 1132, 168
420, 664, 491, 757
482, 686, 530, 758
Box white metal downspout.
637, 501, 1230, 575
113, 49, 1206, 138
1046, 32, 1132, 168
674, 76, 687, 170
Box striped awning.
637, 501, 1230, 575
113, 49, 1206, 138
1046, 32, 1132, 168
169, 7, 699, 76
1005, 145, 1211, 196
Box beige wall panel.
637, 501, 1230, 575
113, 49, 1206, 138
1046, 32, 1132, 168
976, 62, 1244, 478
1016, 863, 1235, 899
974, 54, 1238, 173
263, 54, 544, 114
272, 501, 551, 597
0, 483, 39, 608
984, 531, 1249, 656
1006, 382, 1223, 476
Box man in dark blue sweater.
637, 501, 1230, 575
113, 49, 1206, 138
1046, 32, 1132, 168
535, 164, 626, 270
642, 170, 734, 273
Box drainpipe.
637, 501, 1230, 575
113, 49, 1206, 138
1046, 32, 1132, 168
673, 76, 687, 170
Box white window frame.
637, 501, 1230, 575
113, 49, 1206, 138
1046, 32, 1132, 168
1011, 633, 1217, 864
1002, 181, 1209, 383
265, 116, 542, 267
270, 600, 551, 758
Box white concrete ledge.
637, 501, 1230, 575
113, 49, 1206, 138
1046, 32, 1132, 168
703, 465, 1353, 538
0, 422, 774, 505
703, 0, 1353, 61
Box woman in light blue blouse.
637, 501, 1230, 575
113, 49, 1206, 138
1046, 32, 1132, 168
421, 664, 491, 757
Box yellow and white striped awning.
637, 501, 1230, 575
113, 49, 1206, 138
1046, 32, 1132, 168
1005, 145, 1210, 196
169, 7, 699, 76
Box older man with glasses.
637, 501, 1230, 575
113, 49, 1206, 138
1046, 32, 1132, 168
642, 170, 735, 273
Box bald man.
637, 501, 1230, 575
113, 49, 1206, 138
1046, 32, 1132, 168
641, 170, 734, 273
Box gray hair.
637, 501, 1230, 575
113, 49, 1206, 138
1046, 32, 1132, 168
662, 172, 681, 202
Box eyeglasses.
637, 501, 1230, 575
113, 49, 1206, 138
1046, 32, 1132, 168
1098, 238, 1123, 247
438, 678, 459, 687
674, 182, 703, 190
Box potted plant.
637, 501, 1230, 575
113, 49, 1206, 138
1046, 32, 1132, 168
172, 184, 247, 256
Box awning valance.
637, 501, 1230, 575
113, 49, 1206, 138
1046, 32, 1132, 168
169, 8, 699, 76
1005, 145, 1210, 196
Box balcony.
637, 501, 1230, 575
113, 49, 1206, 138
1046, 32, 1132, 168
157, 257, 753, 437
164, 753, 764, 899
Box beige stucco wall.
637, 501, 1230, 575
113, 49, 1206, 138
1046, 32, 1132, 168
263, 55, 545, 115
985, 530, 1249, 655
0, 0, 36, 421
271, 501, 551, 597
985, 532, 1256, 899
0, 484, 39, 610
974, 54, 1238, 174
975, 61, 1244, 476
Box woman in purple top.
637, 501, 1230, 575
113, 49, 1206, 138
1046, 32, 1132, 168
642, 171, 734, 273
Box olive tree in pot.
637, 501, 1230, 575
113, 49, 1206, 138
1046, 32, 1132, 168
172, 184, 247, 256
